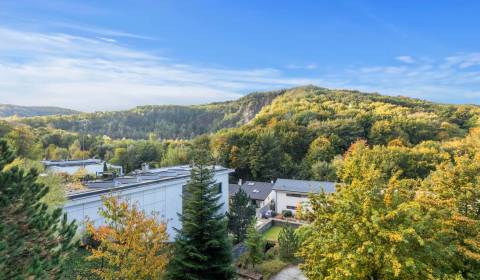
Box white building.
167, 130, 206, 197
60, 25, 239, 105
273, 179, 336, 214
63, 165, 232, 240
42, 159, 123, 176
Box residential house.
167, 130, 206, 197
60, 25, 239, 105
229, 180, 275, 217
273, 178, 335, 214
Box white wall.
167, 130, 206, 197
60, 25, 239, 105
275, 191, 310, 214
47, 164, 104, 175
63, 171, 230, 241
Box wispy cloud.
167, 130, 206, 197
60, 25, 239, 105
335, 55, 480, 104
285, 63, 318, 70
395, 55, 415, 64
0, 25, 479, 112
0, 26, 320, 111
53, 22, 156, 40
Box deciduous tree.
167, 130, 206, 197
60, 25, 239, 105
87, 196, 170, 280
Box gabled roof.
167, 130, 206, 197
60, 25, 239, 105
229, 181, 274, 201
273, 178, 335, 194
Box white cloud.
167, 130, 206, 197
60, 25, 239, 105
0, 25, 479, 112
395, 55, 415, 64
285, 63, 318, 70
338, 54, 480, 104
0, 26, 321, 111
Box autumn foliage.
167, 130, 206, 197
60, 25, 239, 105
86, 196, 170, 280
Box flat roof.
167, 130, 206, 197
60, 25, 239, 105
67, 165, 232, 200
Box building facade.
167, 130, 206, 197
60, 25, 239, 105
63, 165, 232, 240
273, 179, 336, 214
42, 159, 123, 176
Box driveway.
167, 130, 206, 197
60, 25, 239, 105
271, 265, 307, 280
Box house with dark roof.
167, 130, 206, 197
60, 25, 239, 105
229, 180, 275, 216
272, 178, 336, 214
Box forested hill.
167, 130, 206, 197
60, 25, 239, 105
211, 86, 480, 180
19, 89, 285, 139
0, 104, 79, 118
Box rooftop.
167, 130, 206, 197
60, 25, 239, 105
273, 178, 336, 194
67, 165, 231, 200
229, 181, 274, 201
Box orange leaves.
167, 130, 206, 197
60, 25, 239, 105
86, 196, 170, 280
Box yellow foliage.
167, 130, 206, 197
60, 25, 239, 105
87, 196, 170, 280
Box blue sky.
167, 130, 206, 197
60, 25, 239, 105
1, 0, 479, 111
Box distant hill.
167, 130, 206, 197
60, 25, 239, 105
17, 86, 480, 142
0, 104, 80, 118
19, 89, 285, 139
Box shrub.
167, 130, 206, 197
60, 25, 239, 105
254, 259, 287, 280
278, 225, 299, 261
282, 210, 293, 217
264, 245, 279, 260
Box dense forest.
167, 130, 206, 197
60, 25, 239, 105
2, 86, 479, 180
0, 104, 79, 117
2, 85, 480, 278
18, 90, 284, 139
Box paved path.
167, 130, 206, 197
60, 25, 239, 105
271, 265, 307, 280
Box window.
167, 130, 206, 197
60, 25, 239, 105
286, 205, 297, 210
212, 183, 222, 195
286, 193, 308, 198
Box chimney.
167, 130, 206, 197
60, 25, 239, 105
238, 178, 243, 186
141, 163, 150, 172
271, 180, 274, 184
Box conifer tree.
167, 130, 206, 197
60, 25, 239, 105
244, 220, 264, 268
227, 188, 256, 243
166, 148, 234, 280
0, 139, 78, 279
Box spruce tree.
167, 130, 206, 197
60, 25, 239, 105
227, 188, 256, 243
166, 150, 234, 280
0, 139, 78, 279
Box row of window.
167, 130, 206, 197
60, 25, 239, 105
286, 193, 308, 198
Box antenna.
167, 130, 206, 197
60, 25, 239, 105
82, 119, 87, 162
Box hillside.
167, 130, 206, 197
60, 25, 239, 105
211, 86, 480, 180
0, 104, 79, 118
19, 89, 285, 139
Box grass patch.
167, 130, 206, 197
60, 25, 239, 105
63, 247, 101, 280
262, 226, 283, 242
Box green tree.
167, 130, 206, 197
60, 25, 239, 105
166, 153, 234, 280
244, 220, 264, 268
278, 225, 299, 261
423, 156, 480, 279
0, 139, 78, 279
227, 188, 256, 243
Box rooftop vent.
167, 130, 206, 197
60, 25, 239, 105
252, 189, 259, 193
248, 182, 255, 186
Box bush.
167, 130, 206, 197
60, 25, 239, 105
254, 259, 288, 280
282, 210, 293, 217
264, 240, 276, 252
264, 245, 279, 260
278, 225, 299, 261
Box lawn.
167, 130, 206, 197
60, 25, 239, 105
262, 226, 283, 241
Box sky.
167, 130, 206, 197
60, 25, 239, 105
0, 0, 479, 111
